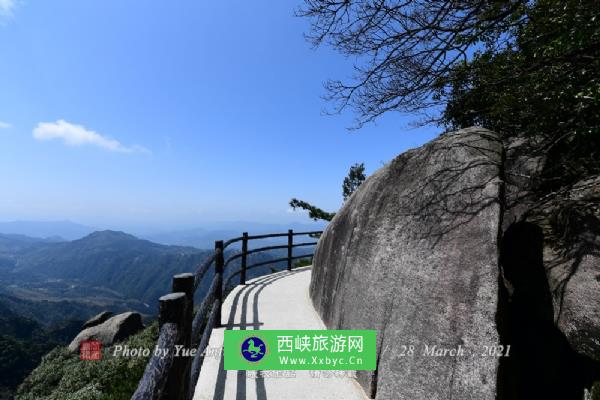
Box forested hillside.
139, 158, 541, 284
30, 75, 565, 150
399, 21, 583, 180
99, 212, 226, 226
0, 301, 82, 399
0, 229, 291, 398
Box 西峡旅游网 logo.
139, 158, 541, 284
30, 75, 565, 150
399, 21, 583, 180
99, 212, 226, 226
241, 336, 266, 362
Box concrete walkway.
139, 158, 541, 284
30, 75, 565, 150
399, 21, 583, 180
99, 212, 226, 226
192, 267, 368, 400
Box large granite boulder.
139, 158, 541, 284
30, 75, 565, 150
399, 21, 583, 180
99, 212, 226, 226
310, 127, 504, 399
82, 311, 114, 330
68, 312, 144, 352
311, 126, 600, 399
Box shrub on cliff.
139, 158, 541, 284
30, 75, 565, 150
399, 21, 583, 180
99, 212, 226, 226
16, 322, 158, 400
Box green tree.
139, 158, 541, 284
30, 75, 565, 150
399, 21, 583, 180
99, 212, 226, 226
288, 199, 336, 222
441, 0, 600, 190
290, 163, 367, 221
300, 0, 599, 191
343, 163, 366, 201
298, 0, 530, 127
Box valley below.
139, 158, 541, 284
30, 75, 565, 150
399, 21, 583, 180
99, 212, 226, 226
0, 229, 300, 399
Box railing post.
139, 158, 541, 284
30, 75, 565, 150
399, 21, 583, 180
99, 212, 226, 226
287, 229, 293, 271
215, 240, 224, 328
134, 230, 327, 399
172, 273, 193, 400
159, 292, 186, 329
241, 232, 248, 285
172, 273, 194, 348
158, 292, 186, 400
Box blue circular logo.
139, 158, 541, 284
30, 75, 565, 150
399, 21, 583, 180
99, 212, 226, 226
241, 336, 266, 362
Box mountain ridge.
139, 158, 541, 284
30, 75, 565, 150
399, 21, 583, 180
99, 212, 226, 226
0, 220, 95, 241
5, 230, 211, 308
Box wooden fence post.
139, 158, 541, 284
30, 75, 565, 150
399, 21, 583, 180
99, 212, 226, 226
172, 273, 194, 400
240, 232, 248, 285
215, 240, 224, 328
172, 273, 194, 349
287, 229, 293, 270
159, 292, 186, 329
158, 292, 186, 400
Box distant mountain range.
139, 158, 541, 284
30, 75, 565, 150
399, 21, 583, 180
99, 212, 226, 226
0, 231, 212, 320
0, 220, 326, 249
0, 229, 295, 325
0, 221, 95, 241
0, 227, 312, 397
0, 233, 63, 255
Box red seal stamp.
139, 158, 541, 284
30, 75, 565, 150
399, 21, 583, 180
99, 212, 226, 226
80, 339, 103, 360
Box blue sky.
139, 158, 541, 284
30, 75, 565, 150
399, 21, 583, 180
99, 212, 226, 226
0, 0, 438, 230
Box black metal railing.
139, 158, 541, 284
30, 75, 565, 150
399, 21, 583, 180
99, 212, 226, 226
131, 230, 322, 400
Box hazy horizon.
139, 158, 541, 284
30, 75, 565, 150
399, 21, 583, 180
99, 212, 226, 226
0, 218, 326, 239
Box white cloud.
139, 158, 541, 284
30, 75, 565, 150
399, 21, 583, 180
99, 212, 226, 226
0, 121, 11, 129
0, 0, 16, 17
33, 120, 150, 154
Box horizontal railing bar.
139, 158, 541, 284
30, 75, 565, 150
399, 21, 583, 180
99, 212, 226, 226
136, 229, 322, 400
223, 252, 243, 268
131, 323, 179, 400
243, 253, 315, 273
189, 300, 220, 400
224, 269, 242, 288
225, 257, 311, 288
244, 255, 313, 273
292, 231, 322, 236
244, 262, 278, 273
244, 230, 321, 241
247, 244, 288, 254
195, 233, 322, 285
290, 254, 314, 261
191, 274, 219, 341
245, 232, 288, 240
245, 256, 289, 270
193, 253, 216, 291
223, 242, 318, 268
292, 241, 318, 248
223, 237, 243, 249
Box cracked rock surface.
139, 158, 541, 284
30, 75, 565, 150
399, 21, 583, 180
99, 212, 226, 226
310, 127, 600, 399
311, 127, 504, 400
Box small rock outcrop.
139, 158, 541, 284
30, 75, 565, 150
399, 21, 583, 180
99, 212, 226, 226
82, 311, 114, 330
68, 312, 144, 352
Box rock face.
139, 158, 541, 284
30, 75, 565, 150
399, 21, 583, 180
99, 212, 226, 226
310, 127, 504, 399
527, 177, 600, 361
495, 135, 600, 398
82, 311, 114, 330
68, 312, 144, 352
310, 126, 600, 399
